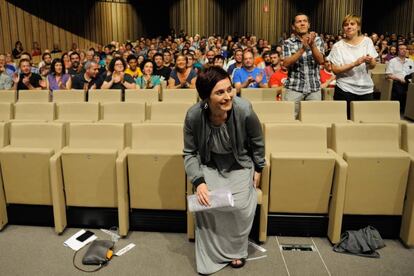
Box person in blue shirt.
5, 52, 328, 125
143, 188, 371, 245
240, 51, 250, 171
233, 51, 267, 95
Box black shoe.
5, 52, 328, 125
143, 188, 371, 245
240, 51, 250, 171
230, 258, 246, 269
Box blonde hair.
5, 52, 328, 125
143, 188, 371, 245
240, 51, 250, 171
342, 14, 362, 35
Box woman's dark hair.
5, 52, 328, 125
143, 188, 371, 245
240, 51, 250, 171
50, 58, 65, 75
140, 59, 155, 73
196, 66, 231, 101
108, 56, 127, 73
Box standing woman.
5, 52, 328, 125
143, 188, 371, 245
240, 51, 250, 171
168, 54, 197, 88
327, 14, 377, 117
47, 58, 71, 91
135, 59, 161, 90
184, 66, 265, 275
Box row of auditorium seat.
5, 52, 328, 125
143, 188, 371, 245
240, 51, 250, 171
0, 120, 413, 247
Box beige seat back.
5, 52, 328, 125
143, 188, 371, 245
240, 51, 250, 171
0, 90, 17, 103
332, 123, 409, 215
241, 88, 279, 102
62, 123, 125, 208
161, 88, 198, 103
13, 102, 55, 121
101, 102, 145, 122
300, 101, 348, 123
402, 124, 414, 156
88, 89, 122, 103
252, 101, 295, 123
56, 102, 99, 122
351, 101, 400, 123
332, 123, 400, 156
148, 102, 193, 123
128, 123, 185, 210
0, 122, 64, 205
68, 123, 125, 150
53, 89, 86, 103
124, 88, 159, 103
371, 73, 393, 100
404, 84, 414, 120
0, 103, 13, 121
18, 90, 50, 102
264, 123, 334, 214
370, 63, 386, 74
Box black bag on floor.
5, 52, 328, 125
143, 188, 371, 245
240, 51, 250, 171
333, 226, 385, 258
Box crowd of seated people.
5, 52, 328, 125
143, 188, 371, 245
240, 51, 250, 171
1, 30, 413, 100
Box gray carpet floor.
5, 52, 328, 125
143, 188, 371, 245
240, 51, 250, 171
0, 225, 413, 276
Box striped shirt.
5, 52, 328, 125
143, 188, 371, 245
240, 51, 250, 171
283, 35, 324, 93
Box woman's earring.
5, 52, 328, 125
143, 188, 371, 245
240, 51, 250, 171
204, 101, 208, 109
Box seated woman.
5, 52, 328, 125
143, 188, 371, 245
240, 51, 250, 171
168, 54, 197, 88
184, 66, 265, 275
101, 57, 136, 89
47, 58, 71, 91
135, 59, 161, 90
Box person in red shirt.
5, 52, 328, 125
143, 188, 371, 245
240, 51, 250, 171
320, 58, 336, 88
269, 66, 288, 88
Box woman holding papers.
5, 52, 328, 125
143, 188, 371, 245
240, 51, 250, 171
183, 66, 265, 274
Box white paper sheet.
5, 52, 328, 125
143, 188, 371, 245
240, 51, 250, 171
63, 229, 97, 251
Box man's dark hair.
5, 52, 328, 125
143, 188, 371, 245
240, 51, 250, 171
69, 52, 80, 59
42, 52, 51, 61
126, 54, 137, 63
196, 66, 231, 101
292, 13, 309, 25
213, 55, 225, 62
153, 53, 163, 60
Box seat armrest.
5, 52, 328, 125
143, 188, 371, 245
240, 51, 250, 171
49, 150, 67, 234
117, 147, 131, 237
326, 149, 348, 244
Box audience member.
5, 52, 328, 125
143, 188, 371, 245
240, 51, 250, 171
136, 59, 161, 90
31, 42, 41, 57
328, 14, 377, 118
153, 53, 171, 81
47, 58, 71, 91
320, 59, 336, 89
233, 51, 267, 94
0, 54, 13, 89
283, 13, 325, 117
386, 44, 414, 113
68, 52, 85, 77
72, 61, 103, 90
12, 59, 42, 90
12, 41, 24, 59
125, 55, 142, 80
101, 57, 136, 89
168, 54, 197, 88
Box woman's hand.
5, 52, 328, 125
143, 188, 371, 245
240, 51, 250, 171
253, 171, 261, 188
196, 183, 210, 206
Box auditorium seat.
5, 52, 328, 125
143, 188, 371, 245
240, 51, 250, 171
148, 102, 193, 123
299, 101, 349, 148
100, 102, 146, 146
371, 73, 393, 100
51, 123, 126, 233
0, 122, 10, 230
52, 89, 86, 103
241, 88, 280, 102
18, 90, 50, 102
351, 101, 401, 123
124, 88, 159, 103
0, 103, 13, 121
322, 88, 335, 101
55, 102, 99, 122
400, 123, 414, 246
404, 83, 414, 120
13, 102, 55, 122
161, 88, 198, 103
370, 63, 387, 74
0, 122, 65, 233
332, 123, 411, 244
251, 101, 296, 124
117, 123, 185, 236
264, 123, 347, 243
0, 90, 17, 103
88, 89, 122, 103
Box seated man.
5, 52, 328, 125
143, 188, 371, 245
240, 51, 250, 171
0, 54, 13, 89
233, 51, 267, 94
213, 55, 225, 68
72, 61, 103, 91
125, 55, 142, 80
386, 44, 414, 113
153, 53, 171, 81
12, 59, 42, 90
